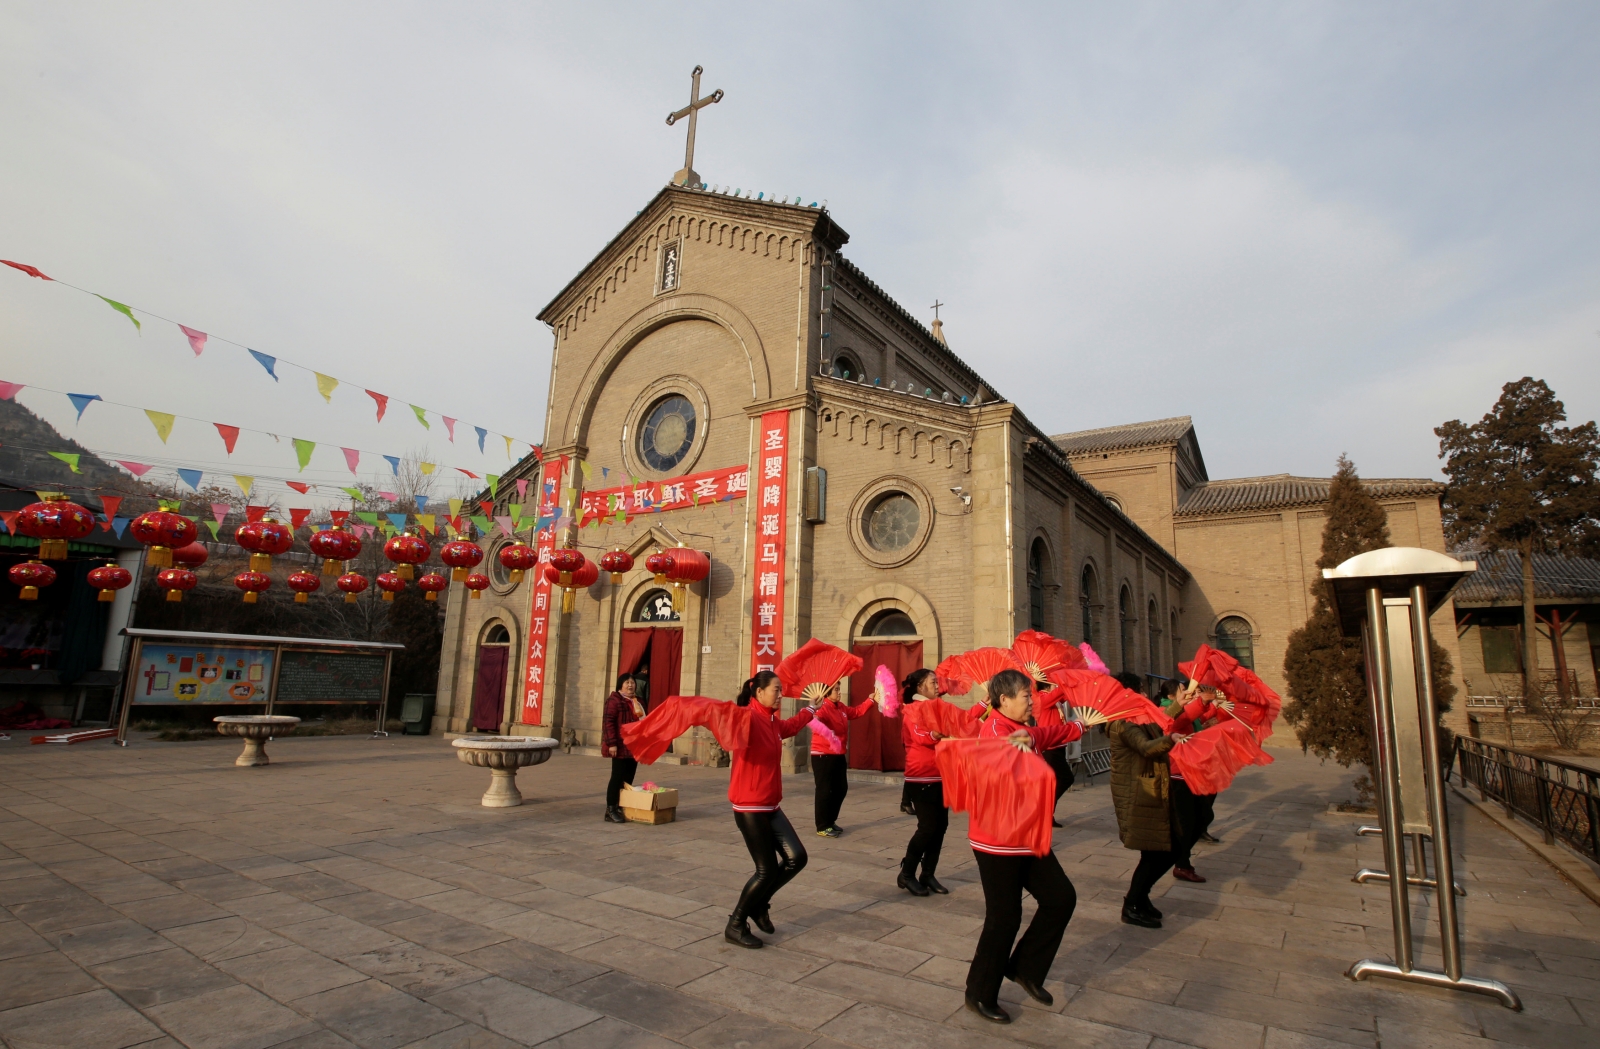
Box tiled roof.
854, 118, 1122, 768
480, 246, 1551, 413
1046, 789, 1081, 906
1051, 417, 1194, 455
1174, 474, 1443, 516
1453, 550, 1600, 604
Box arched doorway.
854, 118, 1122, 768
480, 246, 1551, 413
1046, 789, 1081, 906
1119, 586, 1135, 674
618, 588, 682, 710
1027, 538, 1053, 633
1080, 564, 1098, 647
471, 624, 511, 731
845, 607, 923, 772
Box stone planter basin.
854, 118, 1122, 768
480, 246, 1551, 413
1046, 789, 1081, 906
214, 715, 301, 767
453, 736, 558, 807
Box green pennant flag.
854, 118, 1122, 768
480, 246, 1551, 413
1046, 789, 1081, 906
410, 405, 430, 429
204, 519, 221, 539
341, 487, 365, 502
487, 474, 499, 500
293, 438, 315, 471
48, 452, 81, 473
97, 295, 141, 331
470, 514, 493, 536
614, 505, 627, 525
508, 503, 522, 525
355, 511, 380, 526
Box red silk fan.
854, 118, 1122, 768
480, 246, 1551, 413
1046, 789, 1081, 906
1180, 644, 1282, 739
1053, 669, 1173, 729
621, 695, 753, 765
1010, 629, 1087, 686
776, 638, 864, 701
955, 647, 1030, 695
934, 653, 975, 697
1168, 719, 1273, 794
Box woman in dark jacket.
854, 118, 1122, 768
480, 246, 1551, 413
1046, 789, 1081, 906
1107, 673, 1182, 927
601, 674, 645, 823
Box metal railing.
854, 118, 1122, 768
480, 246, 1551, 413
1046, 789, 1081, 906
1455, 737, 1600, 864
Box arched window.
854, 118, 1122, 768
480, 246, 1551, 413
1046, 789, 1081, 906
830, 353, 862, 381
483, 624, 510, 645
1215, 616, 1254, 670
633, 589, 681, 623
1079, 565, 1097, 646
1147, 599, 1161, 675
1119, 586, 1135, 673
863, 608, 917, 637
1027, 539, 1050, 632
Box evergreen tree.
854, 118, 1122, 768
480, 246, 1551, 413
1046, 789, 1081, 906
1283, 456, 1456, 799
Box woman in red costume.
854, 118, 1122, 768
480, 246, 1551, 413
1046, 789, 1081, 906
961, 667, 1084, 1024
809, 683, 876, 838
1163, 679, 1227, 881
622, 671, 815, 950
898, 668, 968, 896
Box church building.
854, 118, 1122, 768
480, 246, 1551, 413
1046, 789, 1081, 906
430, 151, 1463, 757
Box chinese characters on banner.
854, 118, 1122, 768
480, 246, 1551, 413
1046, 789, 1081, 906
750, 411, 790, 675
577, 463, 749, 526
520, 455, 567, 725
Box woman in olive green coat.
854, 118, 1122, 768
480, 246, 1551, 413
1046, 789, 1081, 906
1108, 705, 1180, 928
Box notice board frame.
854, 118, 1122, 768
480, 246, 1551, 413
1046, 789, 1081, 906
114, 628, 405, 745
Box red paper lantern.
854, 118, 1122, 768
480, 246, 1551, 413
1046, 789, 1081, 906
645, 550, 672, 584
234, 570, 271, 604
417, 571, 448, 602
376, 572, 407, 602
86, 562, 132, 602
287, 571, 321, 603
236, 519, 293, 572
548, 547, 585, 580
171, 542, 209, 569
383, 533, 431, 580
599, 549, 634, 583
498, 541, 537, 584
131, 510, 198, 568
542, 554, 598, 614
440, 540, 484, 581
15, 499, 95, 560
664, 545, 710, 613
156, 567, 197, 602
463, 573, 490, 600
336, 572, 369, 604
9, 559, 56, 600
308, 526, 362, 575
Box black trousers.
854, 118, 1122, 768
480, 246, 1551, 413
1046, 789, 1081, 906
1170, 779, 1213, 869
1128, 850, 1175, 906
812, 754, 849, 831
900, 782, 948, 878
1042, 747, 1073, 802
966, 850, 1077, 1007
732, 809, 807, 920
606, 757, 637, 808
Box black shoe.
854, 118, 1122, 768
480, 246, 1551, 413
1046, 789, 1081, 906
1051, 818, 1063, 828
921, 874, 949, 895
1141, 900, 1162, 920
1121, 902, 1161, 928
964, 997, 1011, 1024
603, 807, 626, 824
900, 801, 914, 815
1008, 975, 1054, 1007
898, 872, 929, 897
724, 917, 764, 949
751, 910, 775, 935
1199, 831, 1221, 844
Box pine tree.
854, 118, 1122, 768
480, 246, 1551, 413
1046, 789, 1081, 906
1283, 456, 1456, 800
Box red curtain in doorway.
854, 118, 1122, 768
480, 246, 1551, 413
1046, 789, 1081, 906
471, 646, 508, 731
846, 641, 923, 771
619, 629, 653, 677
649, 629, 683, 712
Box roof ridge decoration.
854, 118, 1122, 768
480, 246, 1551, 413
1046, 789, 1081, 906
1050, 416, 1196, 456
1176, 474, 1444, 517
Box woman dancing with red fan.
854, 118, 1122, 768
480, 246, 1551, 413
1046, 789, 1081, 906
897, 667, 971, 897
789, 638, 869, 838
622, 672, 816, 949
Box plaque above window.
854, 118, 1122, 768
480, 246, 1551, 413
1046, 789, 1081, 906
658, 240, 681, 294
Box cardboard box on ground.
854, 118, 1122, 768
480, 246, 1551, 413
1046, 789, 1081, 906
619, 784, 678, 824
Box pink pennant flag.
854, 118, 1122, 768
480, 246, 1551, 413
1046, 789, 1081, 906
116, 460, 152, 477
289, 508, 311, 530
0, 381, 22, 401
366, 390, 388, 422
494, 515, 515, 537
442, 416, 457, 442
378, 490, 397, 501
341, 447, 360, 474
179, 325, 208, 356
516, 478, 529, 501
210, 503, 230, 526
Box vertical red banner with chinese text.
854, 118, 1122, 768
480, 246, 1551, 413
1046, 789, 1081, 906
520, 455, 567, 725
750, 411, 789, 676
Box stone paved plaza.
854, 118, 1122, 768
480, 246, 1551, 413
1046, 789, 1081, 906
2, 733, 1597, 1049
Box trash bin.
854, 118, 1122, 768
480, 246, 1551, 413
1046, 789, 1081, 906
400, 693, 436, 735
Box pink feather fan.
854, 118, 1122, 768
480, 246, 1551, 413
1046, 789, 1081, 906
1079, 642, 1110, 675
874, 664, 901, 719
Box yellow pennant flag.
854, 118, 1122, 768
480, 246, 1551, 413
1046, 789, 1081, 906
448, 498, 463, 518
234, 475, 254, 497
579, 460, 592, 482
145, 409, 175, 443
419, 462, 436, 475
315, 373, 339, 403
416, 514, 436, 535
504, 435, 514, 459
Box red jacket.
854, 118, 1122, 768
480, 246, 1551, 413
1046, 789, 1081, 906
979, 708, 1082, 752
809, 695, 875, 756
601, 691, 646, 759
902, 697, 975, 782
936, 738, 1057, 857
730, 703, 814, 812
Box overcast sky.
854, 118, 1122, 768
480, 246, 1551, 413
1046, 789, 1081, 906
2, 2, 1596, 505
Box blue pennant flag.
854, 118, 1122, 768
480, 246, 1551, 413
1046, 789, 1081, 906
248, 350, 279, 381
67, 393, 101, 421
474, 426, 487, 453
385, 512, 407, 530
177, 468, 203, 491
111, 516, 130, 538
383, 455, 400, 475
